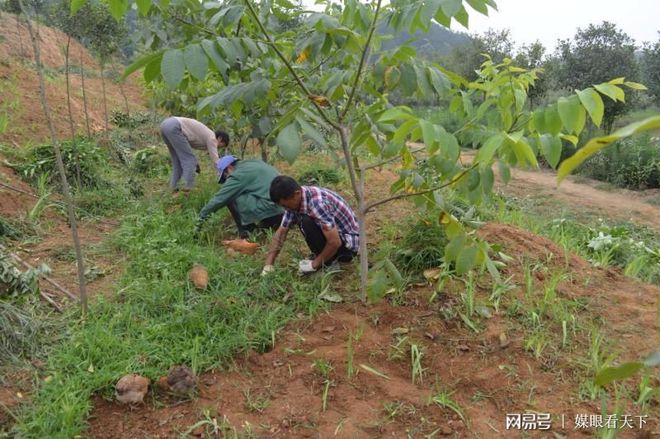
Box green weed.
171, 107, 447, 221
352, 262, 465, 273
13, 182, 333, 437
429, 389, 466, 424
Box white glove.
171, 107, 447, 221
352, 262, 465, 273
298, 259, 316, 274
261, 265, 274, 277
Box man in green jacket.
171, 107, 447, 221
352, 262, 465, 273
194, 155, 283, 238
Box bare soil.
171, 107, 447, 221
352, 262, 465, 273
0, 11, 146, 146
87, 225, 658, 437
0, 12, 147, 305
460, 150, 660, 231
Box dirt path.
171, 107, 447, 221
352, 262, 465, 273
460, 151, 660, 231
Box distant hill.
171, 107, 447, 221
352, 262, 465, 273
380, 22, 473, 59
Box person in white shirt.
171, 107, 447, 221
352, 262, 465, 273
159, 116, 229, 193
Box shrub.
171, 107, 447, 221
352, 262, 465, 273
0, 253, 49, 298
132, 147, 170, 176
392, 215, 448, 274
297, 166, 343, 186
576, 135, 660, 190
110, 110, 151, 128
16, 139, 108, 190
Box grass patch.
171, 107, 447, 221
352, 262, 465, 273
491, 195, 660, 285
13, 180, 335, 437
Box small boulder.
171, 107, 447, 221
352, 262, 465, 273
188, 264, 208, 289
115, 374, 149, 405
167, 365, 196, 395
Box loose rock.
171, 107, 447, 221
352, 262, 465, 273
115, 374, 149, 404
188, 264, 208, 289
167, 365, 196, 395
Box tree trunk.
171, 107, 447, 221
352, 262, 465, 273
338, 125, 368, 301
64, 35, 82, 188
119, 81, 130, 117
20, 6, 88, 315
259, 138, 268, 163
15, 14, 25, 58
80, 45, 91, 138
100, 61, 109, 133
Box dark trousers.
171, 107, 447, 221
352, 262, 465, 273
227, 201, 282, 238
299, 215, 356, 265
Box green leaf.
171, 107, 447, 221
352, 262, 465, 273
466, 0, 488, 14
474, 133, 504, 165
445, 235, 465, 262
201, 40, 229, 75
107, 0, 127, 21
510, 139, 538, 168
70, 0, 86, 15
557, 116, 660, 184
161, 49, 185, 88
144, 58, 161, 83
539, 134, 562, 169
419, 119, 436, 150
453, 6, 469, 27
122, 51, 162, 79
594, 83, 625, 102
399, 64, 418, 95
440, 0, 463, 17
481, 166, 494, 194
433, 8, 451, 26
437, 128, 459, 161
383, 258, 404, 288
384, 66, 401, 89
296, 116, 327, 148
427, 67, 449, 95
577, 88, 604, 126
623, 81, 647, 90
135, 0, 151, 16
498, 161, 510, 184
379, 106, 414, 123
532, 110, 545, 132
456, 245, 478, 275
183, 44, 208, 81
557, 96, 581, 134
544, 105, 562, 135
368, 269, 389, 304
595, 362, 644, 387
414, 64, 433, 97
276, 123, 302, 164
392, 119, 418, 144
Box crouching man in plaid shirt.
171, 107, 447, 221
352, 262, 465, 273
261, 175, 359, 276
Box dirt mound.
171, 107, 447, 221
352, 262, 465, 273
0, 12, 147, 146
0, 161, 36, 217
478, 222, 589, 271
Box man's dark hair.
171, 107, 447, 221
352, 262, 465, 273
215, 130, 230, 145
270, 175, 301, 203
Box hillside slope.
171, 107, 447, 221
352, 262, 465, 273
0, 11, 147, 146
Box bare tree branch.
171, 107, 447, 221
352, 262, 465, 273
364, 164, 478, 214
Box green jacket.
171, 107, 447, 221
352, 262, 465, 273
198, 160, 282, 225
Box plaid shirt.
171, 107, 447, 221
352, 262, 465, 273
281, 186, 360, 251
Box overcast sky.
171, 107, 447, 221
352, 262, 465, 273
462, 0, 659, 51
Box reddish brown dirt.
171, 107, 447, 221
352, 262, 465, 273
87, 222, 658, 438
0, 12, 142, 303
0, 12, 147, 146
459, 150, 660, 231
